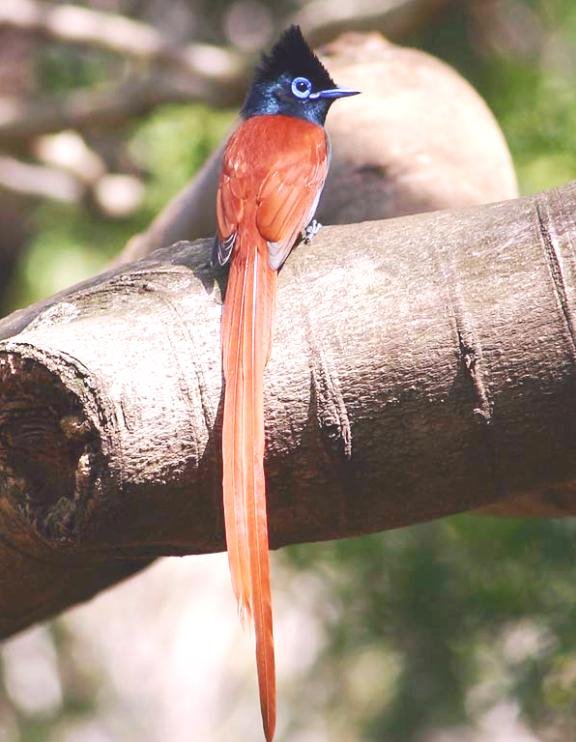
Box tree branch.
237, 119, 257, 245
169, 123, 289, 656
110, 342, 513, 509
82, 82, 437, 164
2, 182, 576, 637
0, 1, 450, 145
0, 0, 446, 74
292, 0, 450, 45
0, 74, 238, 147
0, 0, 245, 92
0, 154, 83, 202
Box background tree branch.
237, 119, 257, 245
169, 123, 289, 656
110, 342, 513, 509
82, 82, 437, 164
0, 76, 228, 148
122, 32, 518, 262
291, 0, 450, 45
2, 181, 576, 638
0, 0, 448, 74
0, 0, 245, 91
0, 0, 449, 148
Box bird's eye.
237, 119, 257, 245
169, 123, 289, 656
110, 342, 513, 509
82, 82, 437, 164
291, 77, 312, 99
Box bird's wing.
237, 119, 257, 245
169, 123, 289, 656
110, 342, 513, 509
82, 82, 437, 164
256, 129, 329, 269
213, 153, 246, 267
215, 117, 329, 270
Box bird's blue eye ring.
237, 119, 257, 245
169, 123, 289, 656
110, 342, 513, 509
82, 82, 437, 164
291, 76, 312, 99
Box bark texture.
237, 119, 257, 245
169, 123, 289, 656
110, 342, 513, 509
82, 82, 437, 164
2, 182, 576, 637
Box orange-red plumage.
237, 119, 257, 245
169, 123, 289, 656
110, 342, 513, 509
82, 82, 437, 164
218, 114, 329, 741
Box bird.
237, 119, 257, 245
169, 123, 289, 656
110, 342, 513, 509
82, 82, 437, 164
213, 25, 359, 741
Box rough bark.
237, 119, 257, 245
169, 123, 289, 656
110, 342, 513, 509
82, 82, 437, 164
121, 32, 539, 521
2, 182, 576, 637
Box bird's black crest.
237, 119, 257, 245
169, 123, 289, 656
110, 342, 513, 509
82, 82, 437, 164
254, 25, 335, 90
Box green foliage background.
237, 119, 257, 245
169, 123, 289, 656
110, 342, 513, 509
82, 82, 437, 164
3, 1, 576, 740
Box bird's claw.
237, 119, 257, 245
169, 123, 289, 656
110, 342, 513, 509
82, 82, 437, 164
302, 219, 322, 245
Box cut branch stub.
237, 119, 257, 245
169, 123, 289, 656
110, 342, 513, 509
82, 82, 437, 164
0, 350, 101, 543
2, 184, 576, 636
0, 254, 225, 561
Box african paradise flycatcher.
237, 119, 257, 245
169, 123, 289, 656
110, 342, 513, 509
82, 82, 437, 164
213, 26, 359, 740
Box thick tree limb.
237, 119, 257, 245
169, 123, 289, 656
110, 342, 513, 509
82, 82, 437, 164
121, 33, 542, 519
2, 183, 576, 637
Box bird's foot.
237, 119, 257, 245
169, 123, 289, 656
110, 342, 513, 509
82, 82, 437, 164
302, 219, 322, 245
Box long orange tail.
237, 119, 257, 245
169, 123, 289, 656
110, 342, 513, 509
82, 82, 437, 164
221, 234, 277, 742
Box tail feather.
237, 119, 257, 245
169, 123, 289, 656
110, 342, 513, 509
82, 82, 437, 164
222, 239, 277, 742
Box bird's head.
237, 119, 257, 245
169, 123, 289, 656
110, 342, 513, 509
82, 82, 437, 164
241, 26, 360, 126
